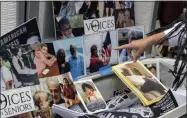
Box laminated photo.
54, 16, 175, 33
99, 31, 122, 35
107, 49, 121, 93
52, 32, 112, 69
74, 79, 107, 113
112, 61, 167, 106
53, 1, 84, 40
83, 31, 118, 74
1, 87, 35, 118
141, 59, 160, 80
84, 16, 115, 35
75, 1, 101, 20
53, 36, 85, 80
114, 1, 135, 29
31, 43, 60, 78
30, 73, 80, 118
0, 18, 41, 47
117, 26, 145, 63
0, 45, 39, 90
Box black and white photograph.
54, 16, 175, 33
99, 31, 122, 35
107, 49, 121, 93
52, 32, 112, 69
75, 1, 100, 20
74, 79, 108, 113
0, 18, 41, 47
117, 26, 145, 63
83, 31, 118, 74
0, 45, 39, 90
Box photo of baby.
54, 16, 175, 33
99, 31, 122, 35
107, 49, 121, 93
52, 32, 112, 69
31, 43, 60, 79
117, 26, 145, 63
74, 79, 107, 113
113, 61, 167, 104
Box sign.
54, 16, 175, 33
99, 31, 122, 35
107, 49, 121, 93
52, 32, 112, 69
1, 87, 35, 118
84, 16, 115, 35
0, 18, 41, 47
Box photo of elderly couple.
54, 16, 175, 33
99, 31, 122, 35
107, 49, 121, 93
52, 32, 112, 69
30, 73, 80, 118
112, 61, 167, 106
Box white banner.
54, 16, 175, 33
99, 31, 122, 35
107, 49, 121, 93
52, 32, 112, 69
84, 16, 115, 35
1, 87, 35, 118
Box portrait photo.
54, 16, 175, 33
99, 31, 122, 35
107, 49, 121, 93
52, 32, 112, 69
30, 75, 65, 118
74, 79, 107, 113
0, 45, 39, 90
83, 31, 118, 74
117, 26, 145, 63
53, 1, 84, 40
114, 61, 167, 103
75, 1, 100, 20
142, 60, 160, 80
31, 43, 60, 79
53, 36, 85, 80
114, 8, 135, 29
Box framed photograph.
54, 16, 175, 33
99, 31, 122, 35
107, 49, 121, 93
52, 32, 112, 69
114, 1, 135, 29
53, 36, 85, 80
74, 79, 108, 113
31, 43, 60, 79
141, 59, 160, 80
112, 61, 167, 106
0, 45, 39, 90
117, 26, 145, 63
83, 31, 118, 74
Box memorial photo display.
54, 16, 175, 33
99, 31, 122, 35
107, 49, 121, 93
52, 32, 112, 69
0, 45, 40, 90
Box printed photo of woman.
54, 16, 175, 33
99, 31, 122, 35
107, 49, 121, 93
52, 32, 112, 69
89, 45, 104, 73
115, 9, 134, 29
59, 77, 79, 107
56, 48, 70, 74
74, 80, 107, 113
104, 1, 114, 17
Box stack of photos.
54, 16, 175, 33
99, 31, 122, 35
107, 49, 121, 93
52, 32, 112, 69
31, 43, 60, 78
74, 79, 108, 114
117, 26, 145, 63
112, 61, 167, 106
52, 1, 84, 40
84, 31, 118, 74
0, 45, 39, 90
53, 36, 85, 80
30, 73, 80, 118
142, 60, 160, 80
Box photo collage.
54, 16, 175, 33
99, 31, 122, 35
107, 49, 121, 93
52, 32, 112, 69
0, 1, 168, 118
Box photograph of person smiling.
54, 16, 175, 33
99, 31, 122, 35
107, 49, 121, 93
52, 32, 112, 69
59, 17, 74, 39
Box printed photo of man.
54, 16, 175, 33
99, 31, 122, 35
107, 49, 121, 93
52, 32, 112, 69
69, 45, 84, 79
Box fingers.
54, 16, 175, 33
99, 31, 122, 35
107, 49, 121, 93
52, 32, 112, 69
114, 43, 134, 50
133, 49, 143, 63
127, 49, 133, 60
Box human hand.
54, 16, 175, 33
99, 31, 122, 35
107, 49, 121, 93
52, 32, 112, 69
114, 39, 150, 62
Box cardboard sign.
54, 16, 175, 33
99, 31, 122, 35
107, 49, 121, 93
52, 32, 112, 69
0, 87, 35, 118
84, 16, 115, 35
